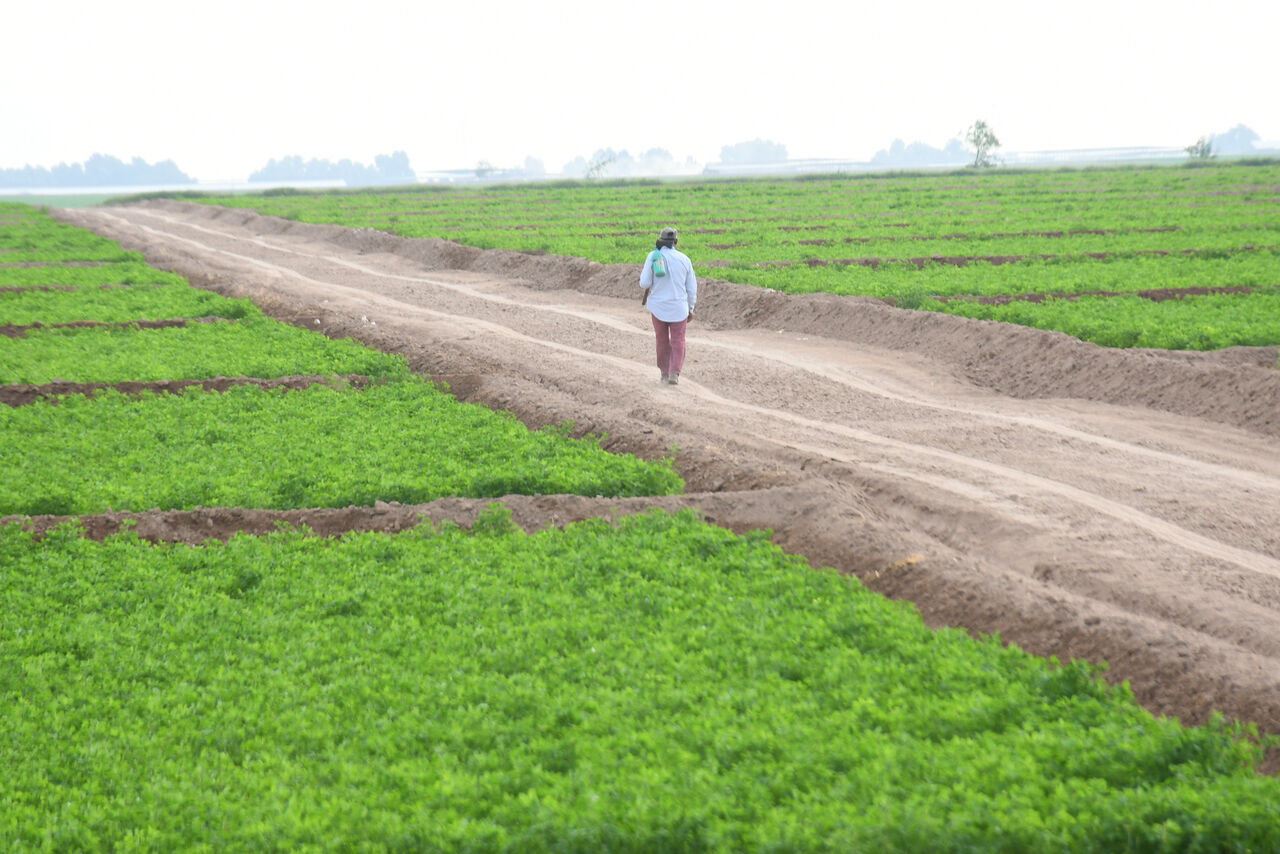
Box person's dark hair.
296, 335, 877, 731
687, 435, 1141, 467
655, 237, 677, 249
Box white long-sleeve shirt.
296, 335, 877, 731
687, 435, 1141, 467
639, 246, 697, 323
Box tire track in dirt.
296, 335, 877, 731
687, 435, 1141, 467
702, 331, 1280, 497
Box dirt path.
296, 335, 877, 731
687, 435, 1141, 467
53, 201, 1280, 770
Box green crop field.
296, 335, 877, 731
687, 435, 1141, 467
0, 192, 121, 209
1, 381, 681, 515
0, 318, 410, 384
0, 261, 187, 289
925, 288, 1280, 349
4, 510, 1278, 852
0, 207, 143, 264
193, 161, 1280, 351
0, 203, 680, 510
1, 279, 255, 326
3, 200, 1279, 851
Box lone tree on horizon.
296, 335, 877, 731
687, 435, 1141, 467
1185, 135, 1214, 159
965, 120, 1001, 168
584, 151, 616, 181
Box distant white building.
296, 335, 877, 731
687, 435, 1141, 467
999, 147, 1187, 167
700, 148, 1192, 178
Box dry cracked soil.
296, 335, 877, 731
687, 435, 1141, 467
28, 201, 1280, 773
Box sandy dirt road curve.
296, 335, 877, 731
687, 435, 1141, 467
55, 201, 1280, 770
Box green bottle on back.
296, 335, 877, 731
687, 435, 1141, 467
651, 250, 667, 278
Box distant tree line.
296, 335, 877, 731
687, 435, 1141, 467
0, 154, 194, 189
717, 139, 789, 164
870, 138, 970, 168
249, 151, 416, 186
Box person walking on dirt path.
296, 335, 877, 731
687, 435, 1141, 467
639, 226, 697, 385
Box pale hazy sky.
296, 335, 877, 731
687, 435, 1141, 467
6, 0, 1276, 181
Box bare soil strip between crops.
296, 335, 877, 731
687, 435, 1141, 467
0, 375, 373, 407
545, 226, 1187, 244
0, 260, 112, 268
0, 317, 231, 337
56, 203, 1280, 772
2, 492, 765, 544
702, 245, 1276, 270
936, 285, 1273, 304
791, 226, 1187, 242
0, 285, 77, 293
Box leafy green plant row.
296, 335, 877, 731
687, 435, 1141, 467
924, 289, 1280, 350
2, 510, 1276, 852
0, 208, 143, 264
0, 280, 256, 325
0, 380, 682, 515
0, 193, 120, 209
0, 315, 408, 384
0, 261, 187, 289
720, 251, 1280, 299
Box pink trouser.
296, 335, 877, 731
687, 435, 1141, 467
651, 315, 687, 376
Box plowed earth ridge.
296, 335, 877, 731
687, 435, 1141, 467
0, 317, 230, 337
47, 201, 1280, 771
0, 375, 372, 407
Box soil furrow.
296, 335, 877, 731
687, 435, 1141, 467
1, 374, 373, 407
0, 316, 232, 338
